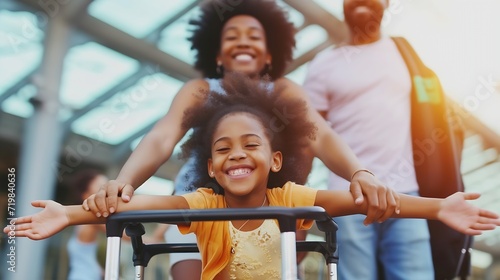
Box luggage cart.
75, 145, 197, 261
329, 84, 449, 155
105, 206, 338, 280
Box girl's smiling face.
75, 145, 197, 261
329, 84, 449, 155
208, 112, 281, 205
217, 15, 271, 78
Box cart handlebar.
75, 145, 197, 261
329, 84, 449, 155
106, 206, 337, 237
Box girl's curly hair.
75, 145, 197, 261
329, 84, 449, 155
180, 73, 317, 194
188, 0, 296, 80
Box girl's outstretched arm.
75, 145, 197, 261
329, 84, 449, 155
4, 195, 189, 240
436, 192, 500, 235
5, 200, 70, 240
315, 190, 500, 235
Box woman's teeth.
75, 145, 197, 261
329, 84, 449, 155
234, 54, 253, 62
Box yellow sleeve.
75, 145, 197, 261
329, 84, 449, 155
267, 182, 318, 230
178, 188, 216, 234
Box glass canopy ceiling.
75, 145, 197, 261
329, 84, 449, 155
4, 0, 498, 142
0, 0, 330, 144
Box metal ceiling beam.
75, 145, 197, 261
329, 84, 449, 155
143, 0, 201, 42
74, 13, 199, 82
1, 1, 97, 106
285, 0, 349, 44
67, 0, 200, 162
16, 0, 92, 19
449, 98, 500, 152
67, 0, 195, 105
0, 30, 95, 106
113, 121, 156, 161
63, 1, 201, 148
62, 66, 151, 129
0, 70, 35, 105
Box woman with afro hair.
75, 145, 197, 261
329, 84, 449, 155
84, 0, 397, 278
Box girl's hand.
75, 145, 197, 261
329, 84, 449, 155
438, 192, 500, 235
3, 200, 69, 240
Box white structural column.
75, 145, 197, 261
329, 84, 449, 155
2, 10, 70, 280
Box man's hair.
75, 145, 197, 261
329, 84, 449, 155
180, 73, 317, 194
188, 0, 296, 80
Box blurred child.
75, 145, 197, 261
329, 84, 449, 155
67, 169, 107, 280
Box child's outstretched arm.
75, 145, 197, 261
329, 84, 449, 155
4, 195, 188, 240
315, 190, 500, 235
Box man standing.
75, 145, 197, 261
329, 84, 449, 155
303, 0, 467, 279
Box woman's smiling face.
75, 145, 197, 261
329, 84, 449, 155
208, 112, 281, 201
217, 15, 271, 78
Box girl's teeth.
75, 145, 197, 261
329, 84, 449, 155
229, 168, 251, 175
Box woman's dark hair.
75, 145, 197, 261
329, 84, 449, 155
70, 169, 102, 204
189, 0, 296, 80
180, 73, 317, 194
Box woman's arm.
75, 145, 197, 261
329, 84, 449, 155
84, 79, 208, 217
276, 77, 398, 224
315, 190, 500, 235
8, 195, 189, 240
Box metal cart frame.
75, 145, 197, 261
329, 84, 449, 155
105, 206, 338, 280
